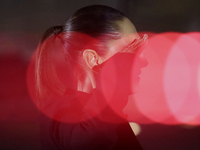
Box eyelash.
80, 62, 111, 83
120, 34, 148, 54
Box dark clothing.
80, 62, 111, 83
40, 53, 143, 149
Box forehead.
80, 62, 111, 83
103, 18, 140, 60
118, 17, 138, 36
112, 18, 139, 47
116, 17, 139, 44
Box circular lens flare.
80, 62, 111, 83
132, 32, 200, 125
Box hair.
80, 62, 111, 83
35, 5, 126, 102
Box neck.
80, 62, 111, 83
77, 71, 96, 93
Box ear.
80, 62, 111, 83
83, 49, 100, 69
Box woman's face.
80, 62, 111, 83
103, 17, 148, 92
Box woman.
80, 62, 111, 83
36, 5, 148, 150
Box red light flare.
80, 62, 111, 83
165, 32, 200, 125
27, 33, 102, 123
27, 32, 137, 123
127, 32, 200, 125
27, 32, 200, 125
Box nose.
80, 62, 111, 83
139, 53, 148, 68
141, 57, 148, 68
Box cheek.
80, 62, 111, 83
105, 39, 131, 61
103, 50, 120, 63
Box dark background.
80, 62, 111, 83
0, 0, 200, 149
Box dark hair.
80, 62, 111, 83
35, 5, 125, 101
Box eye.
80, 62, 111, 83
120, 34, 148, 54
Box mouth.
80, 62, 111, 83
131, 72, 141, 81
137, 71, 142, 76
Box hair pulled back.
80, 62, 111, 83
35, 5, 125, 101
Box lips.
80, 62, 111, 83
132, 70, 141, 78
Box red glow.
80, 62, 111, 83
168, 34, 200, 124
130, 32, 176, 124
27, 32, 200, 125
126, 32, 200, 125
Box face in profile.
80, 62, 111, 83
82, 17, 148, 94
104, 18, 148, 93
